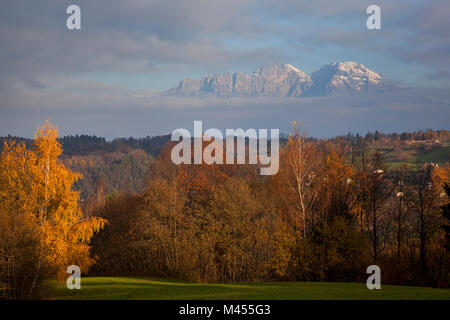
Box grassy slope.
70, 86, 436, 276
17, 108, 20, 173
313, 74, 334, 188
415, 144, 450, 163
54, 277, 450, 300
370, 144, 450, 169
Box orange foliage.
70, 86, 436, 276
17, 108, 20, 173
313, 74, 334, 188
0, 121, 106, 285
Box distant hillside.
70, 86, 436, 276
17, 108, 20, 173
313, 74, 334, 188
0, 134, 170, 201
1, 129, 448, 201
0, 134, 171, 158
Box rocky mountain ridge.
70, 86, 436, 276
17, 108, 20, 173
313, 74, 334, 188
165, 61, 404, 98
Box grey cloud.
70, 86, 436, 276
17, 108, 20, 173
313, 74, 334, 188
1, 83, 448, 139
1, 1, 448, 80
425, 70, 450, 80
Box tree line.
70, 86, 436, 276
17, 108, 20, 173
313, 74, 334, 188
90, 125, 450, 287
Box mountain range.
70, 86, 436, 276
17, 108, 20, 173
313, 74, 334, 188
165, 61, 406, 98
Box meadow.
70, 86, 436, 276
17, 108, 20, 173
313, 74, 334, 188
54, 277, 450, 300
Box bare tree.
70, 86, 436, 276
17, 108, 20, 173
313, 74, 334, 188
358, 152, 393, 263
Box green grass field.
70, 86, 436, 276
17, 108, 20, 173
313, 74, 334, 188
53, 277, 450, 300
369, 143, 450, 169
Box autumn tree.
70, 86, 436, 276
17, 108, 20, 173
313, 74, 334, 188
357, 152, 392, 263
280, 123, 322, 238
0, 121, 105, 299
206, 177, 292, 282
137, 178, 197, 280
410, 165, 435, 276
89, 193, 142, 276
323, 149, 357, 222
442, 183, 450, 251
391, 164, 410, 263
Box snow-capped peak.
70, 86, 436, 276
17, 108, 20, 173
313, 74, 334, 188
165, 61, 402, 98
310, 61, 384, 95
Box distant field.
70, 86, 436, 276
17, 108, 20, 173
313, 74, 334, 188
54, 277, 450, 300
370, 143, 450, 168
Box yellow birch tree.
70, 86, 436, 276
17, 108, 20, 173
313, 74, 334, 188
0, 121, 106, 298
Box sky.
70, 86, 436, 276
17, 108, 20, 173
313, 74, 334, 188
0, 0, 449, 138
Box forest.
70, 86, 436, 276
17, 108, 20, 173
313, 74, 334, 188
0, 122, 449, 299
